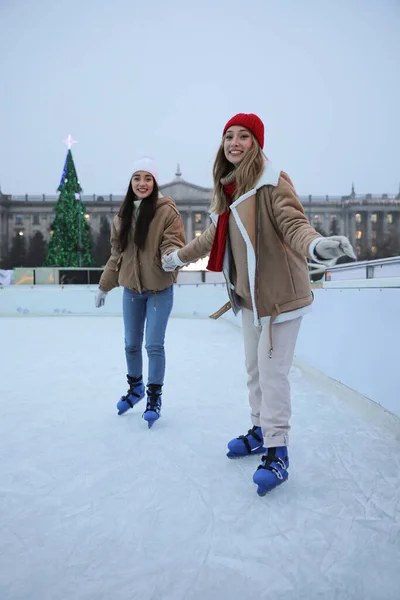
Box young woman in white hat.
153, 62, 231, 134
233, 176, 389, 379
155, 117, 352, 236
96, 158, 185, 428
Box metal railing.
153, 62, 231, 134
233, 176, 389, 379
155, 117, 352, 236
9, 194, 124, 203
9, 256, 400, 287
7, 193, 400, 204
324, 256, 400, 281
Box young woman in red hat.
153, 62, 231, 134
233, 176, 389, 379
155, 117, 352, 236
163, 113, 355, 495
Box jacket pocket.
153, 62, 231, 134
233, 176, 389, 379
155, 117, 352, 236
283, 249, 297, 296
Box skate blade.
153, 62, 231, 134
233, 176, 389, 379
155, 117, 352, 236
143, 413, 160, 428
117, 394, 145, 415
226, 447, 266, 459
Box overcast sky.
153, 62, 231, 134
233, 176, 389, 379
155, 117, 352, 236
1, 0, 399, 196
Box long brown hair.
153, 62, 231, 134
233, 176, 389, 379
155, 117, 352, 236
117, 177, 159, 251
211, 133, 265, 214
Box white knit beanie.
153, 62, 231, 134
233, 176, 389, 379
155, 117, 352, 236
131, 157, 158, 183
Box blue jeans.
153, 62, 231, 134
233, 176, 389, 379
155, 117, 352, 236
122, 286, 174, 386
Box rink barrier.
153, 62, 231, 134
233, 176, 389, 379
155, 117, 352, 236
0, 280, 399, 419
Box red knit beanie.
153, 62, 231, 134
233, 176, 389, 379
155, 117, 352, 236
223, 113, 264, 149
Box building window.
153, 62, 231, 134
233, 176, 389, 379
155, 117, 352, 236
356, 246, 361, 257
195, 213, 202, 223
15, 215, 23, 225
313, 215, 321, 224
372, 230, 377, 240
355, 213, 361, 223
33, 215, 40, 225
371, 245, 377, 254
356, 230, 362, 240
371, 214, 377, 223
387, 214, 393, 224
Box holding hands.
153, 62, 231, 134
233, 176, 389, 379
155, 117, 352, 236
162, 250, 185, 272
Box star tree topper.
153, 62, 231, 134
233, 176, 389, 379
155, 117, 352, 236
63, 134, 77, 150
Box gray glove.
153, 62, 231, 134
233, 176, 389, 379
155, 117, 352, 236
162, 250, 185, 272
315, 236, 356, 261
95, 289, 107, 308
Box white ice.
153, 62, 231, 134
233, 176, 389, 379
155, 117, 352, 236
1, 316, 399, 600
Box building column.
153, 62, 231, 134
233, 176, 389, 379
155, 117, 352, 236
376, 212, 385, 247
323, 214, 330, 234
366, 210, 372, 242
363, 211, 372, 256
339, 211, 345, 235
342, 210, 350, 238
186, 212, 193, 242
382, 211, 389, 238
349, 214, 357, 249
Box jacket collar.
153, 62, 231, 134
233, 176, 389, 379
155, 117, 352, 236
221, 161, 280, 190
256, 160, 281, 189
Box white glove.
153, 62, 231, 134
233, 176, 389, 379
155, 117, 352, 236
315, 236, 357, 261
95, 289, 107, 308
162, 250, 185, 272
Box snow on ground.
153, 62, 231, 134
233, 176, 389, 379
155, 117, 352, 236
0, 316, 399, 600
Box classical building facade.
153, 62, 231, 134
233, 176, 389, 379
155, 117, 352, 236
1, 167, 400, 264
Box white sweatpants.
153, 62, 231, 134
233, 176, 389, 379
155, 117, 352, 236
241, 309, 302, 448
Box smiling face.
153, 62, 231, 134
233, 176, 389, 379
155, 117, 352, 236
131, 171, 155, 198
223, 126, 253, 165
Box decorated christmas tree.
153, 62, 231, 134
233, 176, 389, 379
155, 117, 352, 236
45, 135, 94, 267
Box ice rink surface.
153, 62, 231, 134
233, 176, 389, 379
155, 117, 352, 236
1, 316, 399, 600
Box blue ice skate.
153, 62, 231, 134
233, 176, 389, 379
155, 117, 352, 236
226, 426, 266, 458
253, 447, 289, 496
117, 375, 145, 415
143, 384, 162, 429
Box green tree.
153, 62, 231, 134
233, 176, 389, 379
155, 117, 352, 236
26, 231, 47, 267
93, 216, 111, 266
45, 148, 94, 267
375, 231, 400, 259
6, 232, 27, 268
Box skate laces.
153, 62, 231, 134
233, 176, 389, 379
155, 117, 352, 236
237, 426, 263, 453
258, 448, 287, 477
145, 386, 162, 413
123, 378, 143, 401
145, 398, 161, 414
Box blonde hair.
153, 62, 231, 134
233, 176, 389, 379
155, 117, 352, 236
211, 133, 265, 214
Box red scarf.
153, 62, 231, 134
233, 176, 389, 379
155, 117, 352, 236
207, 181, 236, 272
